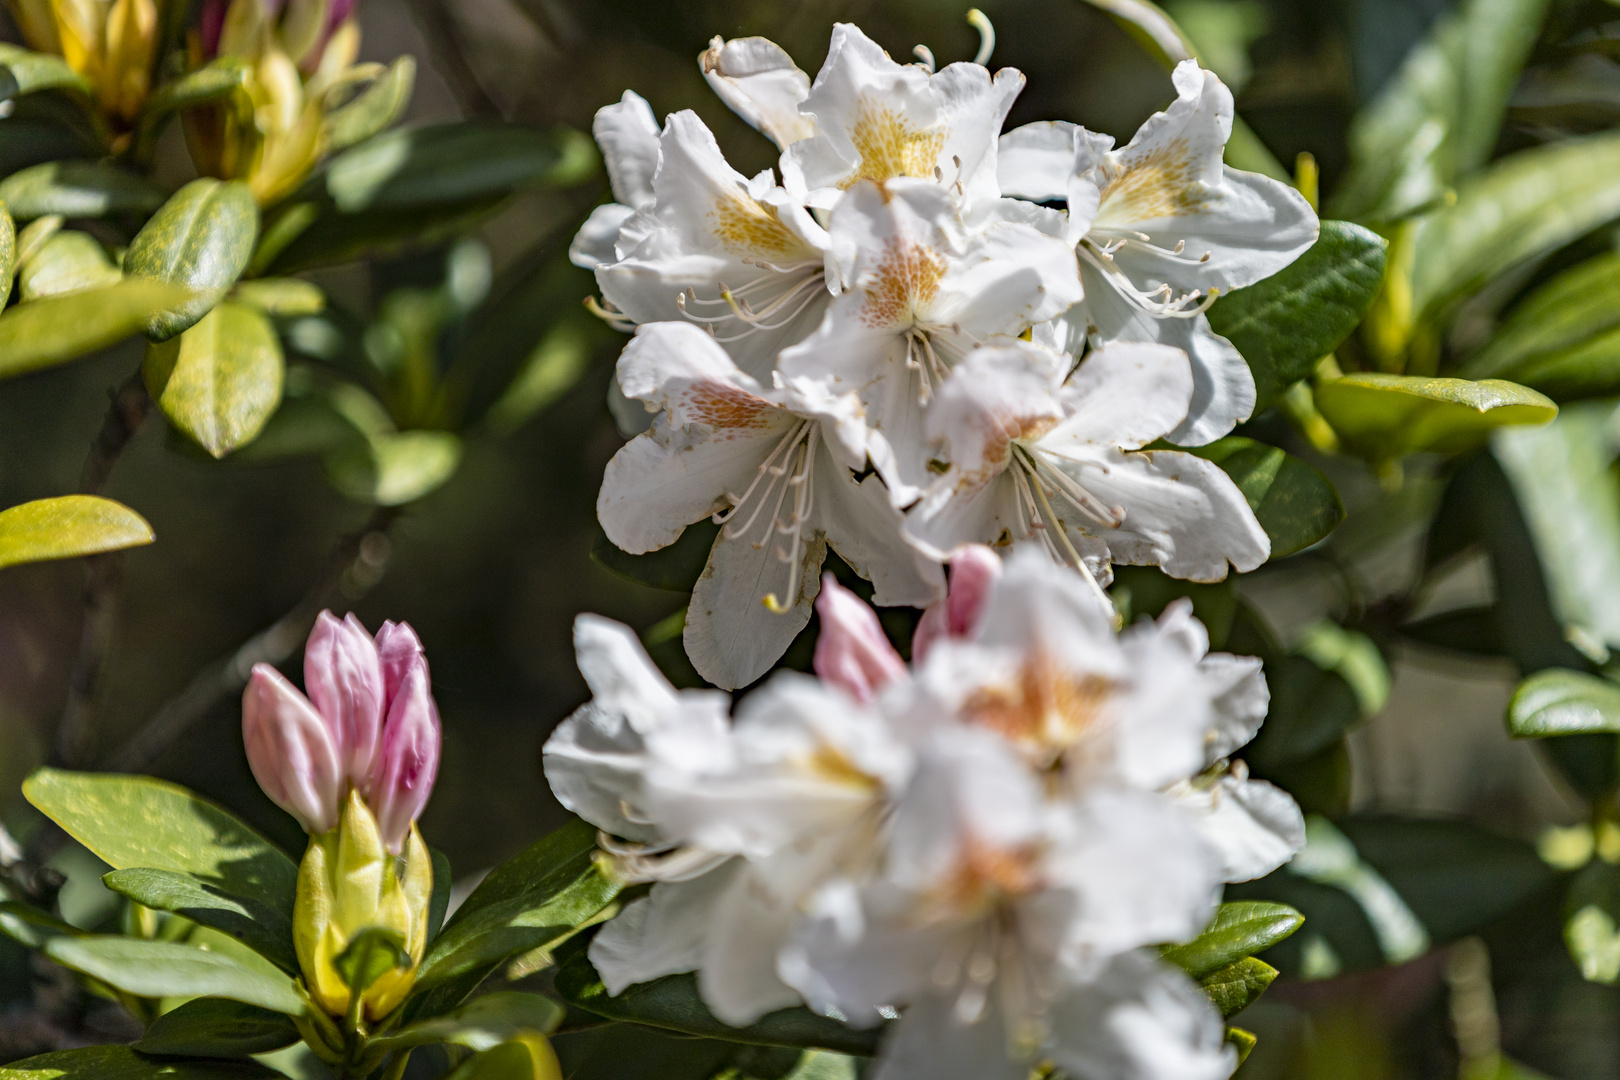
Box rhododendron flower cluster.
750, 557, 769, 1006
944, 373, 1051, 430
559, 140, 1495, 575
575, 22, 1318, 689
545, 547, 1304, 1080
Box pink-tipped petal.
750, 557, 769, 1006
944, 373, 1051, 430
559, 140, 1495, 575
243, 664, 343, 834
199, 0, 227, 57
304, 611, 385, 789
368, 655, 442, 854
374, 620, 426, 708
812, 575, 906, 704
912, 545, 1003, 664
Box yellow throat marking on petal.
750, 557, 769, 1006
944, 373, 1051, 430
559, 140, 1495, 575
841, 97, 947, 188
1096, 136, 1211, 225
859, 238, 946, 329
710, 192, 814, 260
964, 651, 1116, 763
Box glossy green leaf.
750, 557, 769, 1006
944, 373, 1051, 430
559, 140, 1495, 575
123, 178, 259, 341
141, 60, 251, 121
1409, 133, 1620, 323
0, 44, 92, 99
1315, 374, 1556, 459
0, 901, 82, 948
17, 230, 120, 300
1206, 222, 1387, 412
444, 1037, 562, 1080
1226, 1026, 1258, 1066
0, 202, 15, 304
414, 820, 621, 997
143, 301, 285, 458
0, 161, 166, 221
0, 495, 154, 569
555, 954, 880, 1056
325, 56, 416, 153
369, 991, 564, 1055
43, 935, 305, 1014
1462, 254, 1620, 398
1508, 669, 1620, 737
263, 196, 502, 274
428, 847, 453, 944
333, 926, 408, 995
0, 1045, 283, 1079
22, 768, 299, 910
325, 429, 462, 506
1198, 956, 1278, 1018
1189, 437, 1343, 556
135, 997, 300, 1058
1161, 901, 1304, 979
102, 867, 298, 973
230, 277, 324, 316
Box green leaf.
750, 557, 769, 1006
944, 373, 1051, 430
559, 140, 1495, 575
1314, 374, 1556, 460
43, 935, 305, 1014
0, 901, 83, 948
22, 768, 299, 912
230, 278, 324, 316
413, 820, 621, 1001
141, 60, 251, 122
485, 318, 594, 436
558, 1025, 807, 1080
0, 44, 92, 99
324, 57, 416, 153
0, 275, 186, 379
135, 998, 300, 1057
1205, 221, 1387, 412
0, 1045, 283, 1079
332, 926, 408, 996
428, 847, 453, 943
123, 178, 259, 341
1197, 956, 1277, 1018
102, 867, 298, 973
1462, 253, 1620, 397
554, 949, 879, 1056
17, 231, 121, 300
0, 201, 15, 304
1161, 901, 1304, 979
444, 1037, 562, 1080
0, 495, 154, 569
368, 991, 563, 1055
0, 161, 166, 221
1566, 860, 1620, 984
143, 301, 285, 458
1508, 669, 1620, 737
1409, 133, 1620, 325
324, 428, 462, 506
1226, 1026, 1258, 1066
261, 196, 502, 275
1187, 437, 1343, 556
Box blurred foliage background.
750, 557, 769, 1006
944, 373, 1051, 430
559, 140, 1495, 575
10, 0, 1620, 1076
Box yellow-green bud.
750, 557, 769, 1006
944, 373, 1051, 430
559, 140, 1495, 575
294, 789, 432, 1021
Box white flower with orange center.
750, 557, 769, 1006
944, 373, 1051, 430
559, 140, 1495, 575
905, 340, 1269, 591
596, 321, 943, 690
1000, 60, 1319, 445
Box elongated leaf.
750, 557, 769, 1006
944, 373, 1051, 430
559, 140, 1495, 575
18, 231, 121, 300
22, 769, 299, 910
1206, 222, 1387, 412
325, 429, 462, 506
102, 867, 298, 973
1566, 860, 1620, 984
0, 161, 166, 221
0, 1045, 283, 1079
1463, 253, 1620, 398
135, 998, 300, 1057
0, 901, 82, 948
1189, 438, 1343, 556
44, 936, 305, 1014
143, 301, 284, 458
0, 44, 92, 99
142, 60, 251, 121
1409, 133, 1620, 324
444, 1037, 562, 1080
325, 57, 416, 153
0, 279, 192, 379
555, 950, 879, 1056
1197, 956, 1278, 1018
0, 496, 154, 569
414, 820, 620, 996
1508, 669, 1620, 737
230, 278, 324, 316
124, 178, 259, 341
369, 991, 564, 1055
263, 196, 501, 274
1, 202, 14, 303
1315, 374, 1556, 459
1161, 901, 1304, 979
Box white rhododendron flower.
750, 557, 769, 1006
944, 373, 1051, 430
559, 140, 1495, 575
906, 339, 1269, 587
547, 546, 1303, 1080
701, 35, 818, 150
1001, 60, 1318, 445
597, 321, 942, 690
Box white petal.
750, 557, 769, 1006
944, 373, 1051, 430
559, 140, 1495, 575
1047, 952, 1235, 1080
971, 546, 1119, 652
590, 867, 741, 993
685, 526, 827, 690
594, 90, 661, 209
905, 470, 1023, 564
997, 120, 1077, 202
701, 36, 817, 148
816, 454, 946, 608
699, 859, 808, 1024
1175, 773, 1305, 882
1107, 627, 1216, 790
873, 995, 1027, 1080
572, 614, 680, 726
570, 203, 636, 270
925, 344, 1064, 482
617, 320, 768, 407
1049, 341, 1193, 451
932, 217, 1083, 336
541, 701, 658, 840
1200, 652, 1269, 761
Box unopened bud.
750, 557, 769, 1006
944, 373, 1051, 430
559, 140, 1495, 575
912, 544, 1001, 664
304, 610, 384, 787
812, 575, 905, 703
367, 622, 441, 855
243, 664, 343, 834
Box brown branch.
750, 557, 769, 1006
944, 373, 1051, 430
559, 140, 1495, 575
99, 507, 401, 774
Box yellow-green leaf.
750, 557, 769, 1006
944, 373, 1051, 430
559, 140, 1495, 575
231, 277, 324, 316
17, 231, 120, 301
123, 178, 259, 341
0, 279, 192, 379
1462, 253, 1620, 398
0, 43, 92, 98
324, 56, 416, 153
143, 301, 285, 458
0, 495, 154, 570
1315, 374, 1556, 459
0, 161, 166, 221
0, 202, 14, 305
325, 429, 462, 506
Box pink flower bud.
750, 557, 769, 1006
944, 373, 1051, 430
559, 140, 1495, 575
813, 575, 906, 703
304, 611, 385, 789
199, 0, 227, 57
367, 650, 441, 854
912, 545, 1002, 665
243, 664, 343, 834
374, 619, 423, 703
